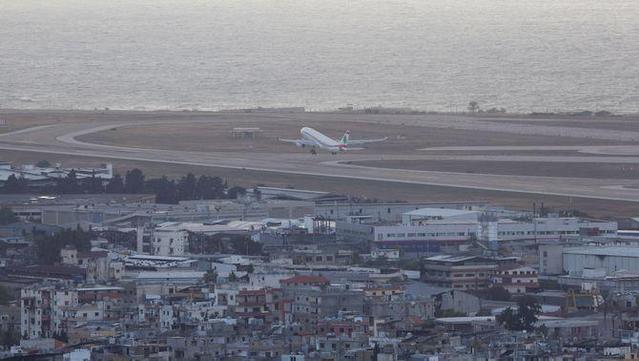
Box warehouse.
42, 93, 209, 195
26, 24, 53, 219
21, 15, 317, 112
563, 247, 639, 276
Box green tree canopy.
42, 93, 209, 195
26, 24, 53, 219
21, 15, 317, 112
0, 208, 17, 225
34, 228, 92, 265
35, 160, 51, 168
105, 173, 125, 193
496, 295, 541, 331
124, 168, 145, 193
227, 186, 246, 199
2, 175, 28, 193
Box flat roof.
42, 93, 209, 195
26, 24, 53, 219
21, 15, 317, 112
539, 319, 599, 328
424, 254, 478, 263
77, 286, 124, 292
563, 247, 639, 258
404, 208, 478, 218
127, 255, 190, 262
136, 271, 205, 279
437, 315, 562, 324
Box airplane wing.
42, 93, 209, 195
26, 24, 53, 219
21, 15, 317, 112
346, 137, 388, 145
278, 138, 300, 143
278, 138, 316, 146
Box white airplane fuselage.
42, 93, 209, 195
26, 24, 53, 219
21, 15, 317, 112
300, 127, 346, 152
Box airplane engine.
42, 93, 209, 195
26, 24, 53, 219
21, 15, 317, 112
295, 141, 305, 148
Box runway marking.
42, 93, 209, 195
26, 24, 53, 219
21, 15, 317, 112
5, 120, 639, 202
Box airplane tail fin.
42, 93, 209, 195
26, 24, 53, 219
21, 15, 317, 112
339, 130, 351, 145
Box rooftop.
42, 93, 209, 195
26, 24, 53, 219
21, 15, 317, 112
424, 254, 480, 263
563, 246, 639, 258
135, 271, 205, 280
280, 275, 330, 286
403, 208, 478, 218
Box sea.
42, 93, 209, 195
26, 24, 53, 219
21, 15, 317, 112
1, 0, 638, 113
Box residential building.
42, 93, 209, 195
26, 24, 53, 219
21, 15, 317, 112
421, 255, 498, 290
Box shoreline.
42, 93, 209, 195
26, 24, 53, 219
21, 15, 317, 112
2, 107, 639, 120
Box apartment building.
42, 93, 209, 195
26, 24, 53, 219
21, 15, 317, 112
421, 255, 498, 290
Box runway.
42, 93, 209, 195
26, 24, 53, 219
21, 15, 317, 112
3, 115, 639, 202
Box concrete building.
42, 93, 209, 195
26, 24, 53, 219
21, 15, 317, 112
152, 228, 188, 256
338, 208, 616, 257
0, 162, 113, 184
316, 202, 485, 223
21, 286, 80, 339
493, 217, 617, 242
563, 247, 639, 276
372, 221, 480, 254
493, 266, 539, 294
401, 208, 479, 225
421, 255, 498, 290
40, 198, 314, 227
538, 243, 565, 275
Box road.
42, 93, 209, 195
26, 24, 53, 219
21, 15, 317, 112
3, 117, 639, 202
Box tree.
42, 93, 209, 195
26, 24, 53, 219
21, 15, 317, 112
227, 186, 246, 199
52, 330, 68, 343
204, 270, 218, 285
195, 175, 225, 199
56, 170, 80, 194
105, 174, 125, 193
228, 272, 238, 282
517, 296, 542, 331
147, 176, 178, 204
496, 307, 519, 330
478, 286, 511, 301
476, 308, 492, 316
230, 236, 263, 255
82, 174, 105, 194
496, 295, 541, 331
0, 325, 18, 348
0, 208, 17, 225
33, 228, 92, 265
35, 160, 51, 168
0, 285, 12, 305
435, 309, 466, 318
124, 168, 145, 194
177, 173, 197, 200
2, 174, 28, 193
468, 101, 480, 113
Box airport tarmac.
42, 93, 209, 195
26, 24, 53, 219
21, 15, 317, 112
3, 113, 639, 203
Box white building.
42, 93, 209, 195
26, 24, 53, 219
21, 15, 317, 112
538, 243, 565, 275
563, 247, 639, 276
338, 209, 617, 255
493, 266, 539, 294
372, 221, 481, 254
63, 349, 91, 361
493, 217, 617, 242
0, 162, 113, 184
248, 272, 294, 289
21, 287, 79, 339
401, 208, 479, 225
152, 229, 188, 256
214, 286, 239, 307
160, 305, 174, 331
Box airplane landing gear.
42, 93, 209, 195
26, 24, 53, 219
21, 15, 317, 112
310, 148, 317, 155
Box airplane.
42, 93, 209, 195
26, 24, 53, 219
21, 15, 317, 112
279, 127, 387, 154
